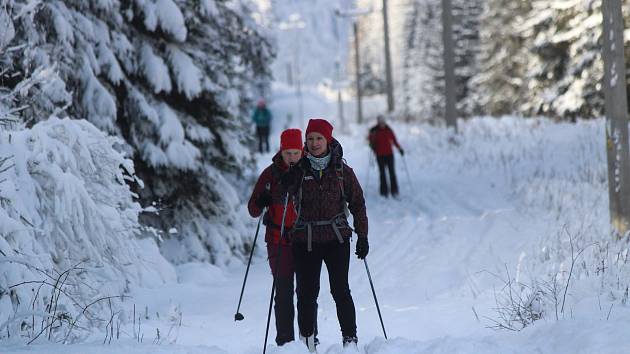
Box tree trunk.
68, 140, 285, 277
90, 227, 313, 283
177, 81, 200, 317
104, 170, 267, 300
602, 0, 630, 237
354, 22, 363, 124
441, 0, 457, 130
383, 0, 395, 112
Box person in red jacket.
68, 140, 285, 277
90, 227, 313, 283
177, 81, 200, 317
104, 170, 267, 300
368, 115, 404, 197
247, 129, 318, 346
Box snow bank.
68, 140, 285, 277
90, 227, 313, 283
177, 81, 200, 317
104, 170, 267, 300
384, 116, 627, 331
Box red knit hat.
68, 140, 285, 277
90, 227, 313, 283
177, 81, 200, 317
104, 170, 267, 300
305, 118, 333, 143
280, 129, 303, 151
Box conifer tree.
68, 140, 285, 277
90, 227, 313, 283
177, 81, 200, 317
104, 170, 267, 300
2, 0, 274, 265
465, 0, 532, 116
400, 0, 482, 121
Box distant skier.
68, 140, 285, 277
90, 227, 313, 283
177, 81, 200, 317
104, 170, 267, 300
247, 129, 318, 347
368, 115, 404, 197
281, 118, 369, 351
252, 98, 272, 153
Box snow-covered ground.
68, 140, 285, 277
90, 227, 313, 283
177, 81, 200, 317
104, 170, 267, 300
5, 96, 630, 353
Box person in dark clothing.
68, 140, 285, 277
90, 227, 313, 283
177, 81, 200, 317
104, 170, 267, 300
368, 115, 404, 197
247, 129, 318, 346
252, 98, 272, 153
282, 118, 369, 351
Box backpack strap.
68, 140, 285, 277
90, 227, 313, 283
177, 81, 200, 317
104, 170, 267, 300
336, 160, 350, 217
294, 169, 306, 227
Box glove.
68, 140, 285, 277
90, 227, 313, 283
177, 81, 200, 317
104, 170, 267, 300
399, 149, 405, 156
355, 237, 369, 259
255, 189, 272, 209
280, 166, 299, 188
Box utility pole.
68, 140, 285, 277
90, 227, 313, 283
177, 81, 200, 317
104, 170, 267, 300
441, 0, 457, 131
353, 22, 363, 124
601, 0, 630, 237
286, 62, 293, 86
382, 0, 395, 112
335, 59, 346, 133
335, 7, 372, 125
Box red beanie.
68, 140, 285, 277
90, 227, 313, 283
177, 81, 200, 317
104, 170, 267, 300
280, 129, 303, 151
305, 118, 333, 143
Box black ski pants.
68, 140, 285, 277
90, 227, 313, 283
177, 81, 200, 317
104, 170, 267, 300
377, 154, 398, 197
268, 244, 318, 346
257, 125, 270, 153
293, 240, 357, 339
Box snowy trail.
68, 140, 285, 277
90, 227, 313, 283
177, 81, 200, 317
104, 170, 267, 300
154, 123, 524, 353
121, 115, 545, 353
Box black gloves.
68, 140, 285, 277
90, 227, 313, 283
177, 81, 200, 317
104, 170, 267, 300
355, 237, 369, 259
255, 189, 272, 209
399, 149, 405, 156
280, 165, 299, 188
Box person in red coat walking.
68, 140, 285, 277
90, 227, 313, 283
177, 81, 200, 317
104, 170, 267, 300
281, 118, 369, 351
247, 129, 318, 346
368, 115, 404, 197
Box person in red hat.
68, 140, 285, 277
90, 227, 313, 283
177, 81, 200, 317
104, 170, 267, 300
281, 118, 368, 351
247, 128, 318, 347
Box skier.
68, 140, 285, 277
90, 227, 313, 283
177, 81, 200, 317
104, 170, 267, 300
282, 118, 369, 351
247, 128, 318, 347
252, 98, 272, 153
368, 115, 404, 197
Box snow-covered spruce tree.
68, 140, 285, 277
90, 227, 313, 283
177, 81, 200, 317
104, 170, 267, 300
1, 2, 172, 343
399, 0, 482, 121
469, 0, 630, 119
354, 0, 386, 98
352, 0, 430, 113
403, 0, 443, 122
0, 117, 174, 343
400, 0, 420, 120
464, 0, 532, 117
3, 0, 274, 265
451, 0, 482, 117
515, 0, 622, 120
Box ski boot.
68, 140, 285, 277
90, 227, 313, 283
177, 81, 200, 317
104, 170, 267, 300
342, 336, 358, 351
300, 334, 317, 353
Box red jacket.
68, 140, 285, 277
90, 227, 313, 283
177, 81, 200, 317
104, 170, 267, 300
368, 124, 400, 156
248, 153, 297, 245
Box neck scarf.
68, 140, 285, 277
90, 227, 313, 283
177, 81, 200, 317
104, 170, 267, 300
307, 152, 331, 171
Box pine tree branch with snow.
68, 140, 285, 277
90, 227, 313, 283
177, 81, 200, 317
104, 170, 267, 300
1, 0, 275, 267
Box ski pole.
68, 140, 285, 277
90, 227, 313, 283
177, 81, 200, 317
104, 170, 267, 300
363, 259, 388, 340
235, 183, 270, 321
402, 154, 414, 194
263, 191, 290, 354
366, 151, 371, 188
234, 212, 264, 321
